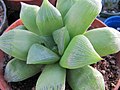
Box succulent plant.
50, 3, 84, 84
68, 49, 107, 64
0, 0, 120, 90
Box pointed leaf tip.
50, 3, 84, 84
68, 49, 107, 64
27, 44, 60, 64
5, 58, 43, 82
20, 2, 40, 35
64, 0, 102, 38
0, 30, 41, 60
53, 27, 70, 55
36, 0, 63, 36
67, 65, 105, 90
60, 35, 102, 69
36, 63, 66, 90
85, 27, 120, 56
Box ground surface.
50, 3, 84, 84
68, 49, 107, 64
93, 55, 120, 90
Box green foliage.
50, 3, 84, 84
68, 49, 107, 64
64, 0, 102, 38
67, 65, 105, 90
60, 35, 102, 69
56, 0, 76, 18
27, 44, 60, 64
36, 63, 66, 90
5, 58, 43, 82
53, 27, 70, 55
1, 0, 120, 89
84, 27, 120, 56
20, 2, 40, 35
0, 30, 41, 60
36, 0, 63, 36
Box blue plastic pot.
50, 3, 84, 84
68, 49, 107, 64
104, 16, 120, 31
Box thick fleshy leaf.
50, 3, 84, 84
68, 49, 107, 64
0, 30, 41, 60
36, 63, 66, 90
56, 0, 77, 18
53, 27, 70, 55
5, 58, 43, 82
20, 2, 40, 35
64, 0, 102, 38
27, 44, 60, 64
85, 27, 120, 56
51, 46, 59, 54
60, 35, 102, 69
36, 0, 63, 36
67, 65, 105, 90
40, 35, 56, 50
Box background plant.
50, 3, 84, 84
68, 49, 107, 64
0, 0, 120, 90
102, 0, 120, 11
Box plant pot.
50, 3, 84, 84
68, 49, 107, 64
0, 0, 7, 35
0, 18, 120, 90
114, 52, 120, 90
100, 0, 120, 18
4, 0, 57, 11
100, 12, 120, 18
0, 50, 11, 90
104, 16, 120, 31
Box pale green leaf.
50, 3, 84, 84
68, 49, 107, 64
84, 27, 120, 56
0, 30, 41, 60
20, 2, 40, 35
5, 58, 43, 82
53, 27, 70, 55
64, 0, 102, 38
67, 65, 105, 90
60, 35, 102, 69
40, 35, 56, 50
27, 44, 60, 64
36, 63, 66, 90
56, 0, 77, 18
36, 0, 63, 36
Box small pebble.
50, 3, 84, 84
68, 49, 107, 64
101, 70, 106, 74
103, 10, 107, 13
110, 60, 115, 65
111, 10, 116, 13
111, 83, 115, 87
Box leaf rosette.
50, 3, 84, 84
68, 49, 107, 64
0, 0, 120, 90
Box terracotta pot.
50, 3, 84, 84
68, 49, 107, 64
5, 19, 23, 32
114, 78, 120, 90
4, 0, 57, 11
0, 18, 120, 90
0, 50, 10, 90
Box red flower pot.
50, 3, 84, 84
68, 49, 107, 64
0, 18, 120, 90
